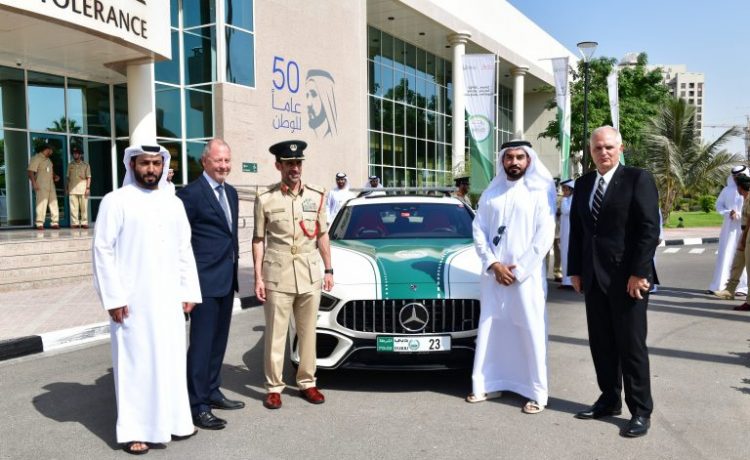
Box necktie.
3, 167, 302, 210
592, 177, 605, 222
216, 184, 232, 227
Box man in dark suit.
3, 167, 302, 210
568, 126, 660, 438
177, 139, 244, 430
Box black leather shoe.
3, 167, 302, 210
210, 397, 245, 410
192, 410, 226, 430
623, 415, 650, 437
575, 402, 622, 419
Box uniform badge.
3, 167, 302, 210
302, 198, 318, 212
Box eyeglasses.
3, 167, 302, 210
492, 225, 506, 246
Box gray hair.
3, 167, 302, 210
590, 125, 623, 146
201, 139, 231, 159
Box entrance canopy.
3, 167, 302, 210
0, 0, 170, 84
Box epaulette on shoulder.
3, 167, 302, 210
305, 183, 326, 194
258, 182, 280, 196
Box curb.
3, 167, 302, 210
661, 237, 718, 247
0, 295, 262, 362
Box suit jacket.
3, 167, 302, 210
177, 175, 239, 297
567, 165, 660, 292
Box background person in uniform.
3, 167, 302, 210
252, 140, 334, 410
708, 165, 749, 297
165, 168, 176, 194
551, 181, 564, 282
467, 140, 556, 414
325, 172, 355, 224
558, 179, 574, 289
453, 176, 472, 208
92, 144, 201, 455
27, 143, 60, 229
66, 146, 91, 229
177, 139, 244, 430
568, 126, 660, 438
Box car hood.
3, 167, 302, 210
330, 238, 480, 299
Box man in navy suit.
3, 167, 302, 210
177, 139, 244, 430
568, 126, 660, 438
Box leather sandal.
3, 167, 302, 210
522, 400, 544, 414
123, 441, 149, 455
465, 391, 503, 403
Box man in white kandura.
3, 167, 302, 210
93, 144, 202, 455
708, 165, 749, 297
325, 172, 355, 224
558, 179, 575, 289
467, 139, 556, 414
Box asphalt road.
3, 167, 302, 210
0, 244, 748, 460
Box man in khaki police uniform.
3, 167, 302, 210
27, 143, 60, 229
453, 175, 472, 208
66, 146, 92, 228
252, 140, 334, 410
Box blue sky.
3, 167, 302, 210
508, 0, 750, 156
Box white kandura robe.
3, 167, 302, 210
325, 186, 355, 223
93, 184, 202, 444
559, 195, 573, 286
472, 177, 555, 405
709, 179, 747, 293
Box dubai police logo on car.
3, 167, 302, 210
399, 302, 429, 332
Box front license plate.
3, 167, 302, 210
376, 335, 451, 352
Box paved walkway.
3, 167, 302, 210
0, 226, 721, 343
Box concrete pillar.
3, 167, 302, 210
448, 32, 471, 174
126, 62, 157, 144
511, 66, 528, 139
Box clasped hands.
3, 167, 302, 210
489, 262, 516, 286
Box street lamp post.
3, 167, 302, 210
577, 41, 598, 173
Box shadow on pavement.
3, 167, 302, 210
32, 370, 118, 450
220, 324, 266, 403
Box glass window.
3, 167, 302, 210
113, 84, 129, 138
0, 66, 26, 129
170, 0, 179, 27
155, 84, 182, 138
379, 63, 392, 98
382, 134, 393, 166
186, 140, 206, 182
368, 26, 380, 61
393, 39, 405, 70
183, 0, 215, 28
404, 43, 416, 74
67, 78, 112, 137
82, 137, 112, 222
115, 139, 129, 186
185, 87, 213, 138
155, 30, 181, 85
225, 27, 255, 87
394, 102, 404, 135
406, 138, 416, 168
392, 136, 403, 167
369, 96, 381, 132
381, 33, 394, 63
0, 129, 30, 226
369, 132, 381, 165
225, 0, 253, 31
405, 105, 416, 137
27, 71, 65, 132
184, 26, 217, 85
381, 99, 393, 134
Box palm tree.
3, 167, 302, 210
643, 97, 742, 220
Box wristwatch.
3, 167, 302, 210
324, 268, 334, 275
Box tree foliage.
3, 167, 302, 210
643, 97, 743, 220
538, 52, 670, 169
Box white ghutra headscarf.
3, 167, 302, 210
122, 144, 171, 189
489, 140, 556, 209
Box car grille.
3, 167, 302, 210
336, 299, 479, 334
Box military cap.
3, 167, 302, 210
454, 175, 470, 186
269, 140, 307, 161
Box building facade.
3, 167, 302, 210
0, 0, 573, 228
652, 64, 705, 139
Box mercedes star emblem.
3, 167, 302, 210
399, 302, 429, 332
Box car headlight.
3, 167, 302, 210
319, 293, 339, 311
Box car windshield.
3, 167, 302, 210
330, 202, 474, 240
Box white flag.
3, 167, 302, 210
607, 69, 619, 131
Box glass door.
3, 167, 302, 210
30, 133, 68, 228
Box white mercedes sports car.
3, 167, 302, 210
290, 193, 482, 370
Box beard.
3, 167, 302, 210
504, 164, 527, 181
134, 170, 161, 189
